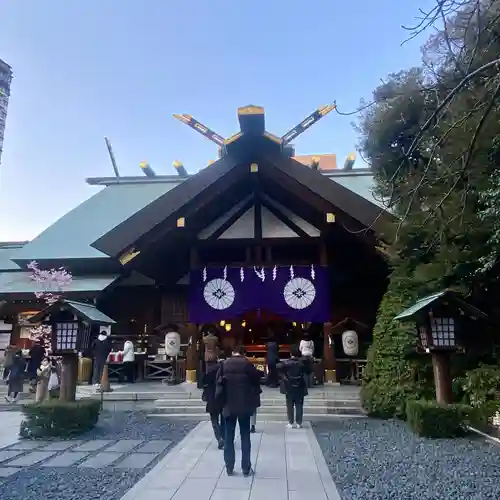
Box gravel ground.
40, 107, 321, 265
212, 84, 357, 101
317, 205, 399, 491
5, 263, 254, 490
313, 418, 500, 500
0, 411, 198, 500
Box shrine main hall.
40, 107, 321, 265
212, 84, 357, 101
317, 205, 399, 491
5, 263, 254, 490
0, 105, 390, 384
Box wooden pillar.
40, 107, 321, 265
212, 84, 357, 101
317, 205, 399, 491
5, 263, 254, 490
59, 354, 78, 401
323, 322, 338, 383
432, 351, 453, 404
185, 323, 199, 384
319, 239, 337, 383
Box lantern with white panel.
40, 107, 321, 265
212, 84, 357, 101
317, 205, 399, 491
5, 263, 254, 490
28, 299, 116, 401
395, 290, 487, 405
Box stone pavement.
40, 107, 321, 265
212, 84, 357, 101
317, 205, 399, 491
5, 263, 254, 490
0, 412, 23, 449
120, 420, 341, 500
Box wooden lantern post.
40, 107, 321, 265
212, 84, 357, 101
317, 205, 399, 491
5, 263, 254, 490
323, 321, 338, 383
185, 323, 199, 383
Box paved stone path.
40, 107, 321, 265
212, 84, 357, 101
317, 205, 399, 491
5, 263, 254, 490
120, 420, 341, 500
0, 412, 23, 449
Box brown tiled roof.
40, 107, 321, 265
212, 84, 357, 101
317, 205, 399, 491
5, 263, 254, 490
294, 154, 337, 170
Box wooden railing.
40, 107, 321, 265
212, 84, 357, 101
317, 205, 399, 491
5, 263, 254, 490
336, 358, 368, 384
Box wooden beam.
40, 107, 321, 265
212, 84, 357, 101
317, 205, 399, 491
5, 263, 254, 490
261, 199, 312, 239
209, 197, 254, 240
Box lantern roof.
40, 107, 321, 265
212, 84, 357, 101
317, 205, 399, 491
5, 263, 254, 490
28, 298, 116, 325
394, 290, 487, 322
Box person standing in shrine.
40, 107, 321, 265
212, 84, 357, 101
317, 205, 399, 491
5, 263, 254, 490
299, 331, 315, 388
203, 327, 220, 369
92, 328, 113, 389
266, 333, 280, 388
216, 345, 261, 477
278, 344, 311, 428
202, 356, 225, 450
27, 340, 45, 393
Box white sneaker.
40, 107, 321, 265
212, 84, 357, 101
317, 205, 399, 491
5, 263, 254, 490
286, 423, 294, 429
4, 395, 11, 403
296, 424, 303, 429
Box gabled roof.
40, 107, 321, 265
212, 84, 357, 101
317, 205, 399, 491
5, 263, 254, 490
0, 242, 28, 271
11, 181, 180, 262
394, 290, 487, 321
28, 298, 116, 325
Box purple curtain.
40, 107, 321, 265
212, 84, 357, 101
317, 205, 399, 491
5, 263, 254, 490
188, 265, 330, 323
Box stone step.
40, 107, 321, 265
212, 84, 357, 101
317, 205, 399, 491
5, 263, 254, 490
152, 405, 363, 415
147, 413, 366, 421
154, 398, 361, 407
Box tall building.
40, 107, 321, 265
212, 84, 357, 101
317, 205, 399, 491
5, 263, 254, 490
0, 58, 13, 165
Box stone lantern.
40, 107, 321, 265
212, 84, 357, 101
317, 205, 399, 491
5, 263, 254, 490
395, 290, 487, 404
29, 299, 115, 401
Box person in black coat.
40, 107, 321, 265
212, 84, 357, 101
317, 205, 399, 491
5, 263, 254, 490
91, 331, 112, 387
278, 344, 311, 428
202, 358, 225, 449
5, 350, 25, 403
27, 341, 45, 391
215, 345, 261, 477
266, 335, 280, 388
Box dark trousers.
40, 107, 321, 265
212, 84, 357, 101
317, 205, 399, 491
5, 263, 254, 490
210, 411, 225, 442
267, 363, 278, 387
123, 361, 135, 383
286, 395, 304, 425
92, 358, 105, 385
224, 414, 251, 472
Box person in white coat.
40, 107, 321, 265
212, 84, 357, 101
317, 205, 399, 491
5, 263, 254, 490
299, 332, 315, 388
122, 340, 135, 383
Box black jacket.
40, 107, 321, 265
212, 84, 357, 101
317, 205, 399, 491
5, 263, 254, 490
202, 360, 223, 414
93, 336, 112, 362
277, 357, 311, 399
267, 341, 279, 365
216, 355, 261, 417
27, 344, 45, 376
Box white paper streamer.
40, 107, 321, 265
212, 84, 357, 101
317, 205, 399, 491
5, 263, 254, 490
290, 265, 294, 279
311, 264, 315, 280
240, 267, 245, 282
253, 266, 266, 282
328, 335, 332, 346
202, 267, 207, 282
272, 265, 277, 281
223, 266, 227, 280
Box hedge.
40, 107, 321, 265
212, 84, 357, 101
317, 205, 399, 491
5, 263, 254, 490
20, 399, 101, 439
361, 274, 433, 419
406, 400, 482, 438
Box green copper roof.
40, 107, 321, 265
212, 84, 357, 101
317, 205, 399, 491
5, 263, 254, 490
0, 272, 118, 295
12, 182, 180, 261
29, 299, 116, 325
323, 171, 382, 208
394, 292, 446, 320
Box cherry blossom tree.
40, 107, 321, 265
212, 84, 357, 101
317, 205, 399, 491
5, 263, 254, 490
27, 260, 72, 355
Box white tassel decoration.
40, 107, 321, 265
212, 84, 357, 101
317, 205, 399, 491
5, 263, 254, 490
223, 266, 227, 280
253, 266, 265, 282
311, 264, 315, 280
290, 265, 294, 279
273, 265, 277, 281
202, 267, 207, 282
240, 267, 244, 282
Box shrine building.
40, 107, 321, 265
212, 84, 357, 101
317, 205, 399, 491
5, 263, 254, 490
0, 105, 391, 384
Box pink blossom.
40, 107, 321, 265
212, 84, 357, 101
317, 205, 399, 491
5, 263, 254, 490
27, 261, 73, 354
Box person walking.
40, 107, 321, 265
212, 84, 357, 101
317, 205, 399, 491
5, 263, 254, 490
299, 331, 315, 388
216, 345, 261, 477
278, 344, 311, 429
122, 340, 135, 383
92, 330, 113, 389
5, 350, 25, 403
202, 357, 225, 449
266, 334, 279, 388
27, 340, 45, 393
2, 345, 15, 382
35, 357, 51, 403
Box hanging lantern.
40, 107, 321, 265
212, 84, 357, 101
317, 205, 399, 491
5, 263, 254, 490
342, 330, 359, 356
165, 330, 181, 357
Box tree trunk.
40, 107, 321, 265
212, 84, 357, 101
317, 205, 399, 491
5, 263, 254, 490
59, 354, 78, 402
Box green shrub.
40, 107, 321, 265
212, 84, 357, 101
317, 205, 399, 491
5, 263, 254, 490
20, 399, 101, 439
457, 364, 500, 407
406, 400, 480, 438
361, 275, 433, 419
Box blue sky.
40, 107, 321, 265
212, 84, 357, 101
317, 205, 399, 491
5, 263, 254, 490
0, 0, 433, 241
